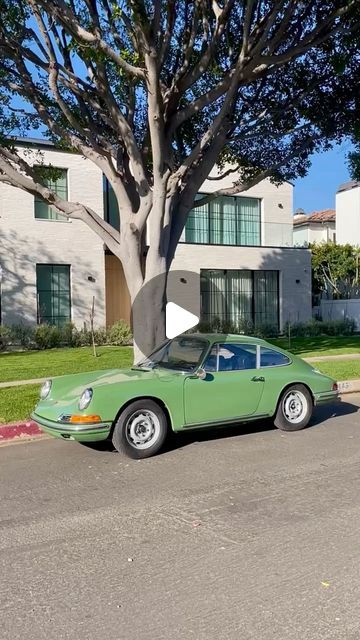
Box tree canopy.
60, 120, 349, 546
311, 241, 360, 300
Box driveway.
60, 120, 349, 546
1, 396, 360, 640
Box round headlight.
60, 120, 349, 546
79, 388, 93, 411
40, 380, 52, 400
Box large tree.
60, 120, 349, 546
0, 1, 359, 358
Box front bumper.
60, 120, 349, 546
31, 413, 112, 442
313, 390, 340, 406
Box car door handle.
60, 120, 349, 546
251, 376, 265, 382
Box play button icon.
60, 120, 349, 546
131, 269, 201, 358
166, 302, 199, 339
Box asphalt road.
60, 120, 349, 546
1, 397, 360, 640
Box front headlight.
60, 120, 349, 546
79, 388, 93, 411
40, 379, 52, 400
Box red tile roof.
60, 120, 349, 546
293, 209, 335, 225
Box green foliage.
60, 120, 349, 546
0, 325, 11, 351
34, 324, 63, 350
285, 318, 356, 338
0, 320, 132, 351
107, 320, 133, 345
197, 318, 279, 338
9, 324, 35, 348
310, 242, 360, 299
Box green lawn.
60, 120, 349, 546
0, 346, 133, 384
311, 359, 360, 382
270, 335, 360, 358
0, 384, 40, 424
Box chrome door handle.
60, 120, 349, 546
251, 376, 265, 382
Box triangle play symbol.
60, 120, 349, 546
165, 302, 199, 339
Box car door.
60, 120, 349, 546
183, 342, 265, 426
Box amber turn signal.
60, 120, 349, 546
69, 415, 102, 424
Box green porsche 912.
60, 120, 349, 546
32, 333, 339, 459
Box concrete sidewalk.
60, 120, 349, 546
306, 353, 360, 362
0, 377, 47, 389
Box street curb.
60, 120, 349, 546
337, 379, 360, 394
0, 379, 360, 446
0, 420, 44, 445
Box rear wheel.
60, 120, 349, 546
112, 399, 168, 459
274, 384, 313, 431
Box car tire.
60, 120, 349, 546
112, 399, 168, 459
274, 384, 313, 432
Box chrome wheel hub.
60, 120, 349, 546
125, 410, 160, 450
282, 391, 307, 424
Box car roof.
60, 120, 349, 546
183, 333, 269, 346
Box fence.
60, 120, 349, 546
319, 299, 360, 331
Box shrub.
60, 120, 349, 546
107, 320, 132, 345
34, 324, 62, 350
197, 317, 279, 338
253, 323, 279, 338
286, 318, 356, 337
0, 325, 11, 351
61, 322, 78, 346
74, 327, 92, 347
93, 327, 108, 345
10, 323, 35, 347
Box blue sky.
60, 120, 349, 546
293, 141, 353, 214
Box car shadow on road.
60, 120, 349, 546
80, 399, 359, 456
164, 399, 360, 454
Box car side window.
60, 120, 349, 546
260, 347, 291, 368
203, 346, 218, 372
204, 343, 257, 372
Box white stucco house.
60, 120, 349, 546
293, 210, 336, 247
0, 138, 312, 332
336, 180, 360, 246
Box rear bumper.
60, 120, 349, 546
31, 413, 112, 442
313, 390, 340, 406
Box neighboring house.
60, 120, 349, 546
336, 180, 360, 246
0, 139, 312, 332
293, 210, 336, 247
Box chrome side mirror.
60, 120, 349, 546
195, 367, 207, 380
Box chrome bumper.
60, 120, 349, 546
314, 390, 340, 406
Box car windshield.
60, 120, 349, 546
136, 337, 209, 372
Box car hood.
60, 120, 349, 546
45, 366, 180, 400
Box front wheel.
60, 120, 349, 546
274, 385, 313, 432
112, 399, 168, 459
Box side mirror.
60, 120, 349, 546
195, 367, 207, 380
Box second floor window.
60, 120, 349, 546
103, 177, 120, 230
184, 195, 261, 246
34, 168, 68, 220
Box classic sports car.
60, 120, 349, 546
32, 334, 339, 459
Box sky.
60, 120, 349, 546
293, 141, 353, 214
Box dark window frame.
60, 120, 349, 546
36, 263, 72, 327
200, 269, 280, 330
259, 347, 291, 369
34, 167, 69, 221
203, 342, 259, 373
184, 194, 261, 247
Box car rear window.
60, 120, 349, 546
260, 347, 291, 368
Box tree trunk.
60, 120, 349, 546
131, 282, 166, 363
120, 243, 168, 363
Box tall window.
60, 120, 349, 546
103, 177, 120, 230
36, 264, 71, 327
34, 168, 68, 220
185, 195, 261, 245
200, 269, 279, 328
